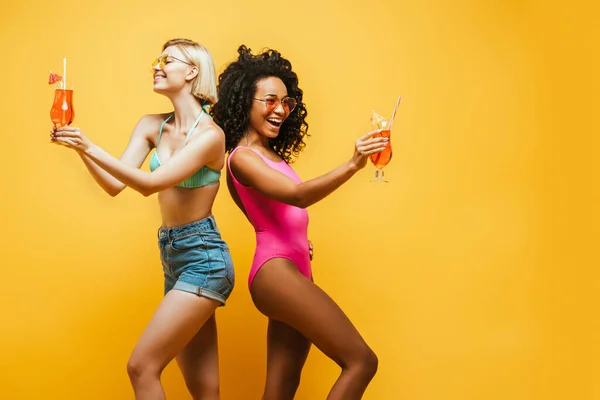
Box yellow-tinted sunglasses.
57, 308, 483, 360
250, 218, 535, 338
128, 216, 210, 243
152, 54, 195, 70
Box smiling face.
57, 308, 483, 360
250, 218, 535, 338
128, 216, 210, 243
247, 76, 291, 140
152, 45, 197, 96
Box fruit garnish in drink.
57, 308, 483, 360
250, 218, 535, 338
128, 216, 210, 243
370, 110, 387, 130
48, 72, 62, 85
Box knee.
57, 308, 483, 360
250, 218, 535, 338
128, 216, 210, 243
264, 366, 303, 400
345, 346, 379, 379
281, 370, 302, 396
362, 347, 379, 378
127, 357, 161, 383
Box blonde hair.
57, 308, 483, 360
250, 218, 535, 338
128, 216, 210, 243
162, 38, 218, 105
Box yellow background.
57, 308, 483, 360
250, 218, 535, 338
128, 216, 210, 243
1, 0, 597, 399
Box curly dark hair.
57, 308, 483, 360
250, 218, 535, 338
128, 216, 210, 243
211, 45, 309, 163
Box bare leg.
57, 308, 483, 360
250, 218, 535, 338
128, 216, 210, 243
251, 259, 378, 400
126, 290, 220, 400
261, 319, 311, 400
177, 313, 220, 400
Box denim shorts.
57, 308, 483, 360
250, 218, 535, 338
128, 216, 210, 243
157, 216, 235, 305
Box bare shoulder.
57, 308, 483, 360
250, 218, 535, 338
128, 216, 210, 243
229, 147, 268, 185
193, 118, 225, 145
133, 113, 171, 138
229, 147, 267, 170
139, 113, 171, 126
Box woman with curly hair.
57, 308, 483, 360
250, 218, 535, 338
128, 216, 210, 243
212, 45, 387, 400
52, 38, 234, 400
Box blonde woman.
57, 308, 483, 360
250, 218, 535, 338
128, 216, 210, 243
51, 38, 234, 400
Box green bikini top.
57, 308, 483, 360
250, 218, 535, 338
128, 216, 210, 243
149, 111, 220, 189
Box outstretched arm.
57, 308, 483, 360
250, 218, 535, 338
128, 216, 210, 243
229, 130, 387, 209
57, 115, 157, 197
53, 123, 224, 197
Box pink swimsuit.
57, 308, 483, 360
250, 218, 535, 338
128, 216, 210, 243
227, 146, 312, 287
